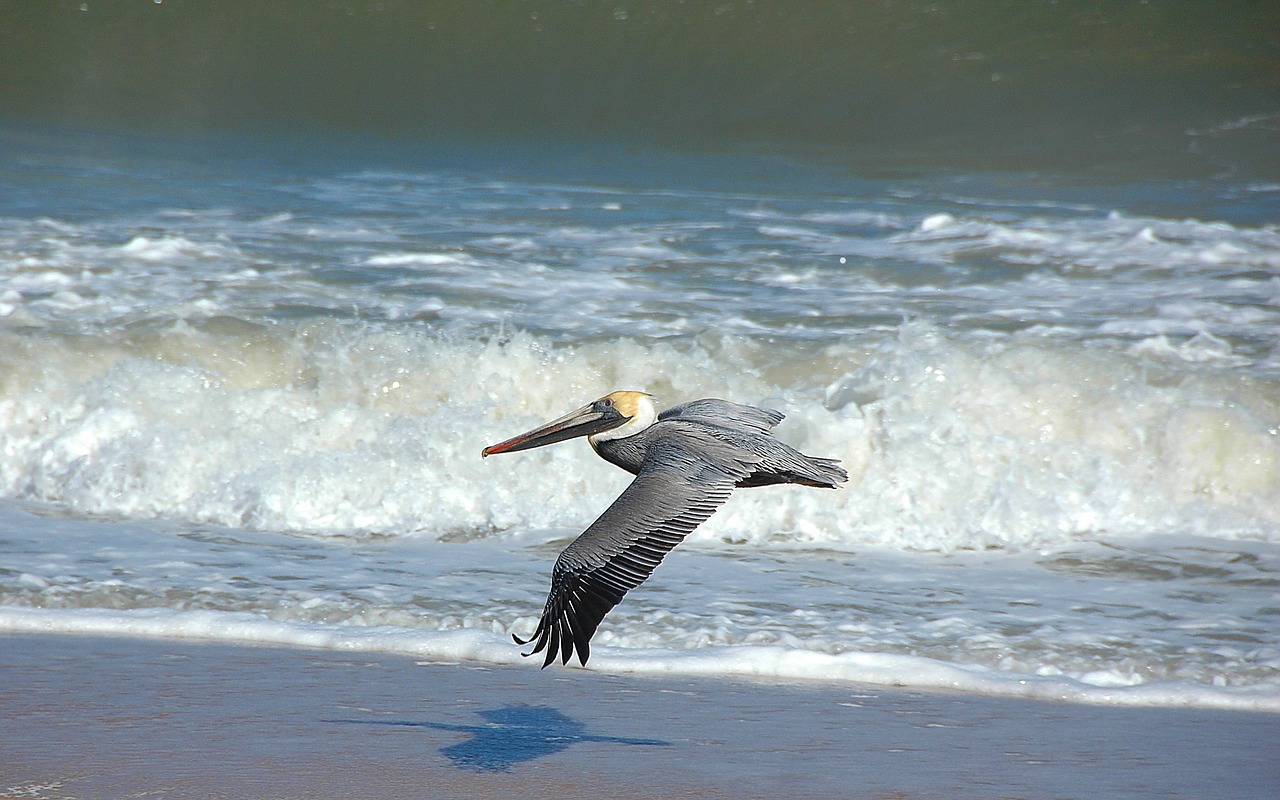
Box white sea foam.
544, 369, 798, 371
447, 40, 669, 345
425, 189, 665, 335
3, 604, 1274, 712
0, 322, 1275, 549
3, 182, 1278, 358
365, 252, 474, 267
118, 234, 219, 262
0, 606, 527, 666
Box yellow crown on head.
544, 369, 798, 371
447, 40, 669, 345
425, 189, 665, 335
600, 390, 651, 419
591, 390, 657, 444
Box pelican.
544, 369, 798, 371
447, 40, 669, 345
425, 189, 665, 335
482, 390, 846, 668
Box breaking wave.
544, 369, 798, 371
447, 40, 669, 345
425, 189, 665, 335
2, 321, 1275, 551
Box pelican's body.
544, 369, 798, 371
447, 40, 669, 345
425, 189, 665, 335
482, 391, 846, 667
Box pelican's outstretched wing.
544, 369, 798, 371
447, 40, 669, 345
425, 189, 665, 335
659, 398, 784, 433
664, 398, 845, 490
514, 424, 756, 667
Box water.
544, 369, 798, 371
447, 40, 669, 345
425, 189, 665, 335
1, 2, 1278, 712
3, 2, 1277, 179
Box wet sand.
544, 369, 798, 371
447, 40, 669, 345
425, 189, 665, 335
2, 634, 1276, 799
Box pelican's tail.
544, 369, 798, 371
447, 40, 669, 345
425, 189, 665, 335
790, 455, 848, 489
736, 444, 848, 489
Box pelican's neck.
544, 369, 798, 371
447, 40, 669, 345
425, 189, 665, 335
588, 393, 657, 446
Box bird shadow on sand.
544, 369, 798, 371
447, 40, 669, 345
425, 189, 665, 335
328, 704, 670, 772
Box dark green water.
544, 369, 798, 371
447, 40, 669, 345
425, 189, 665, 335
2, 0, 1276, 179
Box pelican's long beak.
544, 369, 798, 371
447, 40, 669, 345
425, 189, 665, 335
482, 401, 626, 457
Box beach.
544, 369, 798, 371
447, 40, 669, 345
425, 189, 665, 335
3, 634, 1276, 800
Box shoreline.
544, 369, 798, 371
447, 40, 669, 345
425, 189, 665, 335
3, 605, 1274, 713
3, 633, 1276, 799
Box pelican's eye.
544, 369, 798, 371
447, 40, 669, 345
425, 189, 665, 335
601, 397, 614, 408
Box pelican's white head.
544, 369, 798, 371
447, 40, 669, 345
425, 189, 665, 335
588, 390, 657, 445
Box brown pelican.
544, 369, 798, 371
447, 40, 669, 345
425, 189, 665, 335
482, 390, 846, 668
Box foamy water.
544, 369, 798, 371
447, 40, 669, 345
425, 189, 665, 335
2, 138, 1278, 711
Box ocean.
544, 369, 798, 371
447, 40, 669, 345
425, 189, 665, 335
0, 1, 1277, 712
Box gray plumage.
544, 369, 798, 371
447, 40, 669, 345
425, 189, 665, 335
484, 394, 846, 668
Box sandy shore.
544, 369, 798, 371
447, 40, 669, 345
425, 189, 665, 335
2, 634, 1275, 799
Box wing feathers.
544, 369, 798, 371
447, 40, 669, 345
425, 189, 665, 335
660, 399, 784, 432
517, 427, 752, 667
515, 408, 844, 668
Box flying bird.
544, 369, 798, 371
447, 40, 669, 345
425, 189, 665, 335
481, 390, 846, 668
